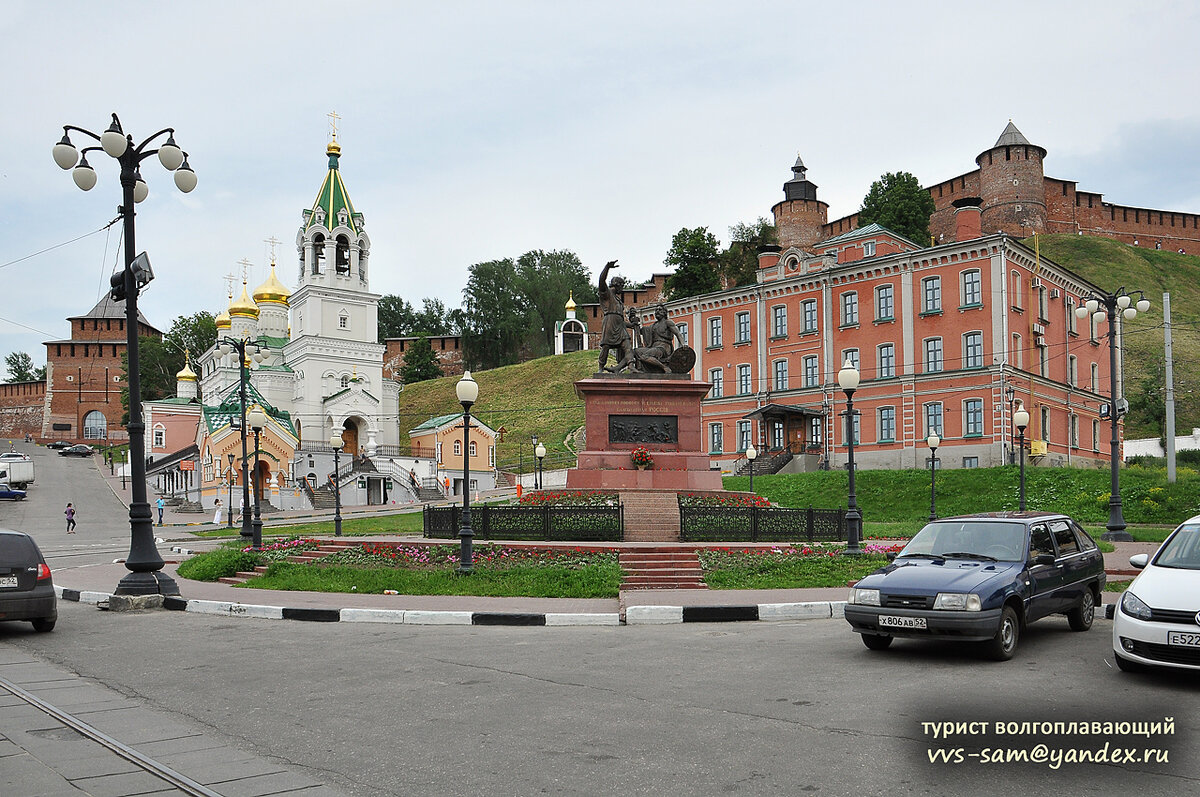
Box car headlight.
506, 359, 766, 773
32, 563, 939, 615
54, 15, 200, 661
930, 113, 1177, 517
933, 592, 982, 611
1120, 590, 1153, 620
849, 588, 881, 606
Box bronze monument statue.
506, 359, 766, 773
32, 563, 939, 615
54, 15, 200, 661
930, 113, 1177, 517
595, 259, 694, 375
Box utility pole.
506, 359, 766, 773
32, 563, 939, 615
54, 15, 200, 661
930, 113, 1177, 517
1164, 293, 1176, 483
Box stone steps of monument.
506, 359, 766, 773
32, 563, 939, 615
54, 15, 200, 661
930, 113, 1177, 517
620, 491, 681, 543
619, 550, 707, 590
218, 566, 270, 585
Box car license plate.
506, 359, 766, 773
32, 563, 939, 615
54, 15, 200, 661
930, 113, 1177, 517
878, 615, 927, 629
0, 576, 16, 588
1167, 631, 1200, 647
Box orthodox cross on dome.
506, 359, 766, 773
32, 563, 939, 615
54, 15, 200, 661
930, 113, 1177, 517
263, 235, 281, 265
238, 257, 253, 283
222, 272, 238, 299
327, 111, 341, 142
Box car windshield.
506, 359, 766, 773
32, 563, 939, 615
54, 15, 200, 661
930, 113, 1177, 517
898, 521, 1026, 562
1152, 524, 1200, 570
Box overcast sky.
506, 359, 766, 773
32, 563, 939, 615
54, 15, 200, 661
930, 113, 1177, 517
3, 1, 1198, 368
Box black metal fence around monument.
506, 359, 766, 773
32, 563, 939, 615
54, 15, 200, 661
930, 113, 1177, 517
423, 504, 624, 542
679, 505, 847, 543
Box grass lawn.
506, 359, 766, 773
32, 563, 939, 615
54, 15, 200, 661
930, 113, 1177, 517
191, 511, 425, 539
699, 548, 890, 590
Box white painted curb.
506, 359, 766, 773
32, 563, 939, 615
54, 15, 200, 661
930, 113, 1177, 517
545, 612, 621, 626
625, 605, 684, 625
758, 602, 834, 621
403, 610, 473, 625
340, 608, 406, 624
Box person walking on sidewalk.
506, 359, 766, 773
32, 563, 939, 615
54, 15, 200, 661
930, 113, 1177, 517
213, 498, 223, 526
156, 496, 165, 526
65, 503, 76, 534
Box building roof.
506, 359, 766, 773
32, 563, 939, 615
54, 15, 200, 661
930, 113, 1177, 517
993, 121, 1031, 148
69, 295, 159, 331
818, 222, 919, 249
303, 141, 363, 236
201, 383, 297, 437
409, 413, 497, 436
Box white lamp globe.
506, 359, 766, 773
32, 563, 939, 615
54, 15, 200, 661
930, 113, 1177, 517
1074, 305, 1088, 319
157, 136, 184, 171
72, 161, 97, 191
1014, 407, 1030, 431
1116, 294, 1131, 309
247, 406, 267, 430
53, 136, 77, 169
1093, 310, 1106, 324
1136, 298, 1150, 313
100, 120, 128, 158
1123, 307, 1137, 320
746, 445, 757, 461
456, 371, 479, 405
1085, 299, 1100, 314
174, 158, 197, 193
837, 359, 860, 391
330, 433, 344, 450
927, 433, 940, 449
133, 176, 149, 203
535, 443, 546, 459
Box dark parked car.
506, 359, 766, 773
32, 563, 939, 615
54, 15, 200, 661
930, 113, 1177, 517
58, 444, 95, 457
0, 530, 57, 632
0, 485, 26, 501
845, 512, 1105, 660
46, 440, 73, 450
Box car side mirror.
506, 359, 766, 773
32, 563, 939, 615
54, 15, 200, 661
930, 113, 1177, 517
1034, 553, 1056, 566
1129, 553, 1149, 569
885, 552, 897, 562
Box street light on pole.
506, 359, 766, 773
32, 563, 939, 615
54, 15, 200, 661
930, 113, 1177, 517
746, 445, 757, 495
329, 432, 344, 538
216, 335, 268, 541
226, 453, 235, 528
1004, 384, 1016, 465
1015, 403, 1030, 511
926, 432, 940, 521
54, 114, 195, 596
246, 405, 268, 550
455, 372, 479, 574
1075, 288, 1150, 541
531, 435, 539, 490
837, 359, 863, 555
535, 442, 546, 493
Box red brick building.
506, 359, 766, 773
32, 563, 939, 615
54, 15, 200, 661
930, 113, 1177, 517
383, 335, 465, 380
41, 296, 161, 443
0, 381, 46, 440
674, 142, 1125, 473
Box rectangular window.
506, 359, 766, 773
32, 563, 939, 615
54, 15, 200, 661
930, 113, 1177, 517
843, 411, 860, 446
1068, 355, 1078, 387
922, 276, 942, 313
1013, 333, 1023, 370
469, 441, 477, 457
803, 356, 819, 387
1037, 286, 1048, 320
735, 311, 751, 343
1066, 298, 1077, 334
736, 420, 751, 452
878, 406, 896, 442
924, 338, 944, 373
709, 423, 723, 453
802, 300, 818, 333
771, 422, 784, 450
961, 269, 982, 306
1011, 272, 1023, 309
876, 284, 894, 320
963, 332, 983, 369
964, 399, 983, 436
1070, 414, 1079, 448
863, 240, 876, 257
153, 429, 165, 448
709, 368, 723, 398
1092, 420, 1100, 451
842, 348, 860, 372
877, 343, 895, 379
737, 364, 752, 395
771, 306, 787, 338
809, 416, 823, 447
925, 403, 944, 437
1039, 343, 1049, 377
1089, 313, 1098, 342
1091, 363, 1099, 392
1040, 406, 1051, 444
677, 322, 689, 346
963, 457, 979, 468
841, 292, 859, 326
773, 359, 789, 391
709, 317, 723, 347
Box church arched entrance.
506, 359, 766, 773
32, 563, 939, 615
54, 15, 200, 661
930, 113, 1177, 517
338, 419, 359, 457
254, 460, 271, 504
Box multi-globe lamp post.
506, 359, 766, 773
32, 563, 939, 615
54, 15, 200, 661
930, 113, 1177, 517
1074, 289, 1150, 542
837, 359, 863, 555
216, 336, 269, 541
1015, 402, 1030, 512
246, 405, 268, 550
926, 432, 940, 521
456, 372, 479, 574
53, 114, 196, 596
329, 432, 345, 537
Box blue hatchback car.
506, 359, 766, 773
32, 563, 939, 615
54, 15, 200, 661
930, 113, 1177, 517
844, 512, 1105, 660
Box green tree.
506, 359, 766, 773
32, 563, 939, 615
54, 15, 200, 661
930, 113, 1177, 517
460, 258, 530, 370
4, 352, 44, 383
515, 249, 595, 356
663, 227, 722, 300
398, 336, 444, 384
166, 311, 218, 364
119, 311, 217, 422
721, 218, 777, 289
857, 171, 936, 244
377, 296, 456, 342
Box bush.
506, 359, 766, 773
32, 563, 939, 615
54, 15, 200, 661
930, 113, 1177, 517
176, 546, 263, 582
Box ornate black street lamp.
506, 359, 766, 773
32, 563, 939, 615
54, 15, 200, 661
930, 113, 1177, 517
216, 335, 269, 541
1075, 289, 1150, 541
1004, 384, 1017, 465
246, 406, 268, 549
53, 114, 196, 597
1015, 403, 1029, 511
746, 444, 757, 495
926, 432, 940, 521
535, 442, 546, 492
837, 359, 863, 554
227, 452, 235, 528
456, 372, 479, 574
329, 432, 345, 537
531, 435, 540, 489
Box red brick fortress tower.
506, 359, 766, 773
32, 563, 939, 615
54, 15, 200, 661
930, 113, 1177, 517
772, 155, 829, 252
977, 121, 1048, 237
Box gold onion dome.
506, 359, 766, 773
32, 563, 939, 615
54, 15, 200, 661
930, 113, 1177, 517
176, 359, 198, 382
228, 282, 260, 319
253, 263, 291, 306
214, 308, 231, 329
565, 292, 576, 311
327, 139, 341, 157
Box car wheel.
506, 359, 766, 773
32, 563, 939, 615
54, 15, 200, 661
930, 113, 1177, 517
1113, 652, 1144, 673
1067, 587, 1095, 631
986, 606, 1020, 661
861, 633, 893, 651
31, 618, 55, 633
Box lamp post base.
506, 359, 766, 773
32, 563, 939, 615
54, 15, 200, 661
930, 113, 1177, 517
114, 570, 180, 597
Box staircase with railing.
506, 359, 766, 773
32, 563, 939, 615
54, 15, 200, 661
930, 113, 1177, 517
732, 448, 794, 477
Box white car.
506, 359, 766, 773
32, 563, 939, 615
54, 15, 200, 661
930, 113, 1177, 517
0, 452, 30, 462
1113, 515, 1200, 673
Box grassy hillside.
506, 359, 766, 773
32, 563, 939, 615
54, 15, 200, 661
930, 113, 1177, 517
1028, 234, 1200, 439
396, 350, 593, 472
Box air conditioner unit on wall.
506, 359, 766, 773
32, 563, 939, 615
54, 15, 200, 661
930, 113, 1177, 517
1050, 288, 1060, 299
1031, 277, 1043, 288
